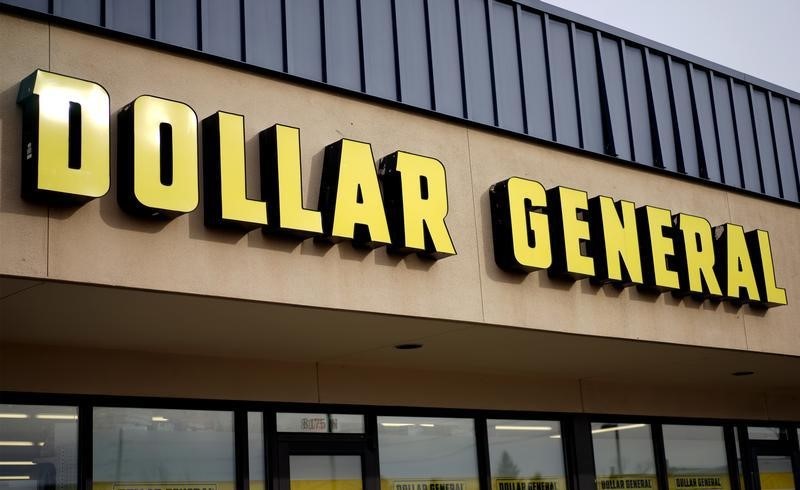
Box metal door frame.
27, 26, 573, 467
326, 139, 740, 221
275, 437, 379, 490
738, 426, 800, 490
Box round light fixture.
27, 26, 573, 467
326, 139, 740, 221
394, 343, 423, 350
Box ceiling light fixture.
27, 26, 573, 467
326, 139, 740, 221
0, 414, 28, 419
35, 414, 78, 420
151, 416, 169, 422
394, 343, 423, 350
731, 371, 755, 377
494, 425, 552, 431
380, 422, 415, 427
0, 442, 33, 447
0, 462, 36, 466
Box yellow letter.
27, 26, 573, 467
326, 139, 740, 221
746, 229, 786, 307
713, 223, 760, 303
17, 70, 109, 202
202, 112, 267, 228
489, 177, 551, 272
118, 95, 198, 218
379, 151, 456, 259
674, 213, 722, 298
318, 139, 391, 248
259, 124, 323, 238
547, 186, 594, 279
636, 206, 680, 291
588, 196, 643, 286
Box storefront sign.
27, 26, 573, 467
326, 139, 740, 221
15, 70, 788, 308
17, 70, 456, 259
671, 476, 727, 490
490, 178, 787, 308
389, 480, 471, 490
495, 477, 563, 490
111, 484, 218, 490
596, 477, 657, 490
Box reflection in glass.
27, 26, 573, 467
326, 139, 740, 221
277, 414, 364, 434
92, 407, 235, 490
487, 420, 566, 490
249, 412, 265, 490
289, 455, 362, 490
378, 417, 479, 490
756, 456, 795, 490
663, 425, 729, 490
591, 423, 657, 490
0, 404, 78, 490
747, 427, 782, 440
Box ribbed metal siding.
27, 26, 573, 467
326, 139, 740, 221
4, 0, 800, 205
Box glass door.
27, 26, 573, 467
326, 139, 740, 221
736, 426, 799, 490
752, 450, 798, 490
277, 441, 374, 490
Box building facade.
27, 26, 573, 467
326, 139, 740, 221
0, 3, 798, 490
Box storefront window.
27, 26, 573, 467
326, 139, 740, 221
377, 417, 479, 490
662, 425, 729, 490
92, 407, 235, 490
747, 427, 781, 440
249, 412, 266, 490
487, 419, 566, 490
277, 413, 364, 434
0, 404, 78, 490
591, 422, 657, 490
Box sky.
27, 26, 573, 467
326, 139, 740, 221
542, 0, 800, 94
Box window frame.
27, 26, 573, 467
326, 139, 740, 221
1, 391, 798, 490
484, 417, 570, 490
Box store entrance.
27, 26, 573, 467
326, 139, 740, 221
277, 442, 372, 490
273, 413, 379, 490
743, 427, 800, 490
750, 449, 799, 490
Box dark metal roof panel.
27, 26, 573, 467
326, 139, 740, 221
3, 0, 800, 205
242, 0, 282, 71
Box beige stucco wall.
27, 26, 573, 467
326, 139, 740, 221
1, 12, 799, 359
0, 12, 48, 278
